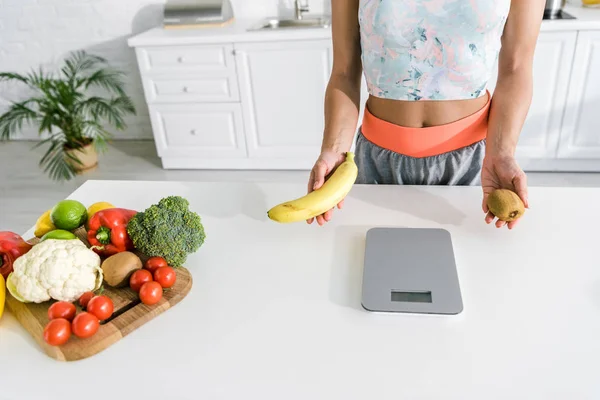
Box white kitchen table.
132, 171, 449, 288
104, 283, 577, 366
1, 180, 599, 400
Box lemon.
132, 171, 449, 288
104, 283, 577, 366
0, 274, 5, 319
40, 229, 77, 241
34, 209, 56, 238
6, 273, 27, 303
87, 201, 115, 223
51, 200, 88, 231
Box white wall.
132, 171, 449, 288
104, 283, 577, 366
0, 0, 328, 140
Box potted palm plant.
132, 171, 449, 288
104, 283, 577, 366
0, 50, 136, 181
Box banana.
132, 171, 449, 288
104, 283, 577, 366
267, 152, 358, 223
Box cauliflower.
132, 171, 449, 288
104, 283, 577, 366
8, 239, 103, 303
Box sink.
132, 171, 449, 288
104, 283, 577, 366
248, 17, 331, 31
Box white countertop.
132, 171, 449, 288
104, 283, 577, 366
2, 180, 600, 399
128, 4, 600, 47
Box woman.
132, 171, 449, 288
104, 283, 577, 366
307, 0, 544, 229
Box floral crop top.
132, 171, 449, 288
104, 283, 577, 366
358, 0, 511, 101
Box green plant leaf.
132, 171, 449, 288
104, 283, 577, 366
39, 139, 77, 181
26, 67, 53, 90
0, 72, 30, 85
83, 69, 126, 96
38, 111, 56, 135
78, 96, 126, 129
0, 101, 40, 141
61, 50, 108, 83
38, 137, 63, 166
91, 132, 110, 154
81, 120, 112, 153
112, 95, 136, 115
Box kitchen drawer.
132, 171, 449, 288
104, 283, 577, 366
142, 74, 239, 103
149, 103, 247, 158
136, 44, 235, 74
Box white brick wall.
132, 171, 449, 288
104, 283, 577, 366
0, 0, 327, 140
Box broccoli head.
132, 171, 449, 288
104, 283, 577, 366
127, 196, 206, 267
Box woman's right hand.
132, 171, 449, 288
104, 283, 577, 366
306, 150, 348, 226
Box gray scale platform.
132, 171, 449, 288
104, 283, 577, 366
361, 228, 463, 315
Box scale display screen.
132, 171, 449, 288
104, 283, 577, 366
391, 291, 432, 303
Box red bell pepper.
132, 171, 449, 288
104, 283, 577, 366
0, 231, 33, 279
87, 208, 137, 257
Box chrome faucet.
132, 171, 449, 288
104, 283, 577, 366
294, 0, 309, 20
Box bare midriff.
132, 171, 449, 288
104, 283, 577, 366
366, 92, 490, 128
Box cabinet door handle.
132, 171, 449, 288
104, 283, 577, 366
190, 129, 196, 135
182, 86, 189, 93
177, 56, 184, 63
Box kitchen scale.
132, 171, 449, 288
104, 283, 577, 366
361, 228, 463, 315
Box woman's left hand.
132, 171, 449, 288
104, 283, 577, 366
481, 155, 529, 229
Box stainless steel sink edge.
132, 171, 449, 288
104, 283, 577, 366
247, 16, 331, 31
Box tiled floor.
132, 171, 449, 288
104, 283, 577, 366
2, 140, 600, 234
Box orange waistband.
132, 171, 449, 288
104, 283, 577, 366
360, 92, 491, 158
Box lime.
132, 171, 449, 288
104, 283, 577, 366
50, 200, 87, 230
40, 229, 77, 241
6, 273, 28, 303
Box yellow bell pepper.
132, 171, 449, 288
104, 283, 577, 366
0, 274, 5, 321
34, 209, 55, 238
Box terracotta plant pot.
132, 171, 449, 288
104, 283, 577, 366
65, 143, 98, 173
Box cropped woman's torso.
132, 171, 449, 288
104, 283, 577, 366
358, 0, 511, 127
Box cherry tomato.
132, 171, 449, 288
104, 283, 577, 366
72, 312, 100, 339
87, 295, 114, 321
139, 281, 163, 305
43, 318, 72, 346
153, 266, 176, 289
145, 256, 168, 274
130, 269, 153, 293
48, 301, 76, 321
78, 291, 94, 309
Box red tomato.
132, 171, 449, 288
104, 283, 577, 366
87, 295, 114, 321
72, 312, 100, 339
130, 269, 153, 293
145, 256, 168, 274
43, 318, 72, 346
78, 291, 94, 309
153, 266, 176, 289
139, 281, 163, 305
48, 301, 76, 321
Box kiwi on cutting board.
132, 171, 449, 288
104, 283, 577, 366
101, 251, 142, 287
486, 189, 525, 222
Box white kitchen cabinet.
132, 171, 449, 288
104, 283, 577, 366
519, 32, 577, 159
148, 103, 247, 163
559, 30, 600, 159
141, 73, 240, 103
135, 44, 237, 74
234, 40, 332, 160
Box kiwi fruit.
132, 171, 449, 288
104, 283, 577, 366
486, 189, 525, 222
101, 251, 142, 287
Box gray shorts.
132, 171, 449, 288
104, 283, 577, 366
355, 130, 485, 186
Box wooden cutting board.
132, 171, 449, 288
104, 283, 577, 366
6, 227, 193, 362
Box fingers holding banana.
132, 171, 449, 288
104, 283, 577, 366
267, 152, 358, 224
